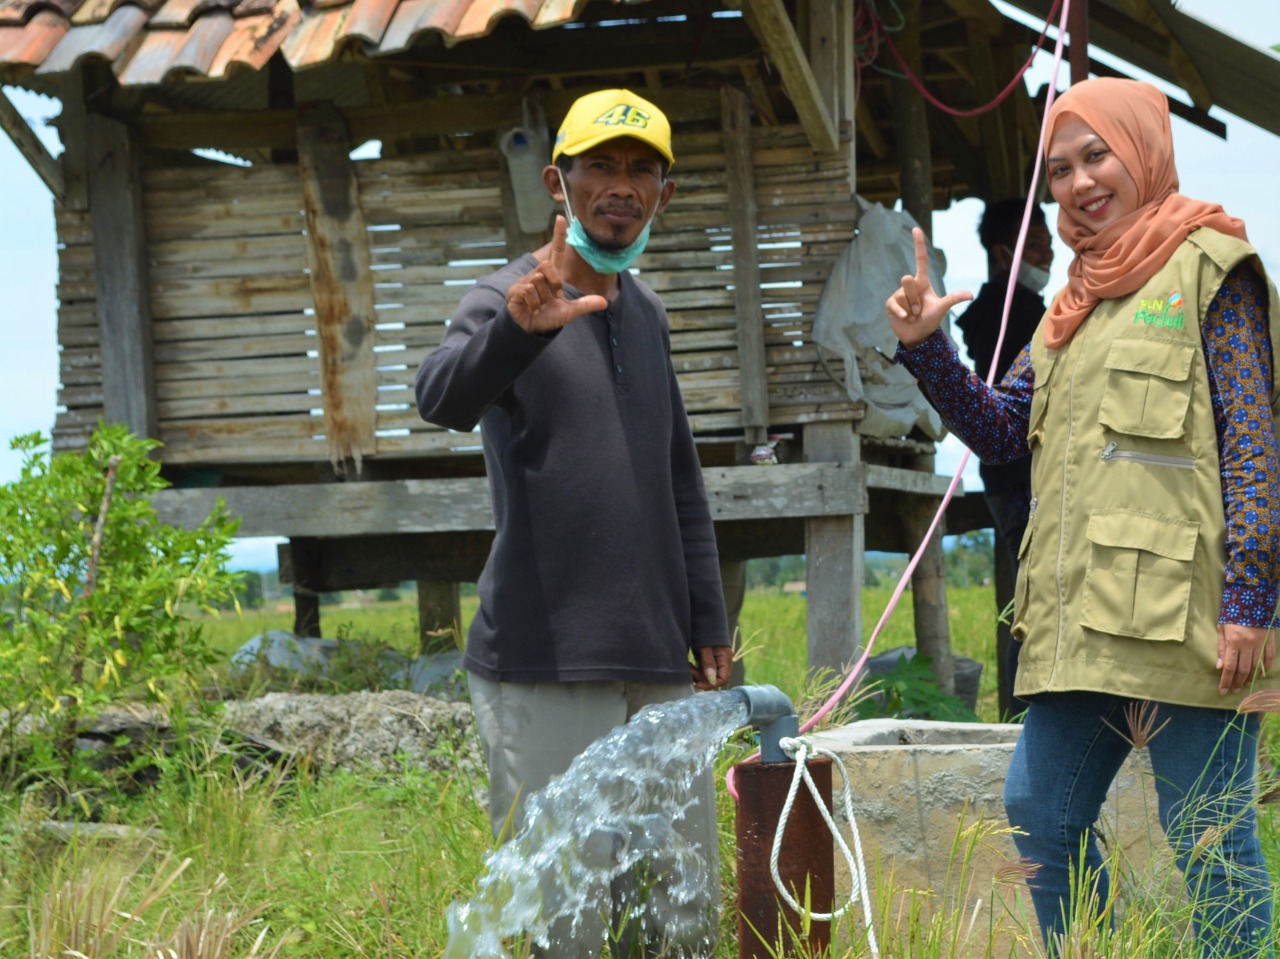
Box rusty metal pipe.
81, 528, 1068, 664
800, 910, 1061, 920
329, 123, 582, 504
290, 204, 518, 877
732, 686, 834, 958
734, 756, 835, 959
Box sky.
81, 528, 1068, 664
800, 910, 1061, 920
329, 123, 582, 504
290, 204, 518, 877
1, 0, 1278, 571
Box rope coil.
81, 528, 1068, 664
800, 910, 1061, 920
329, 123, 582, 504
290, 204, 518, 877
770, 736, 880, 959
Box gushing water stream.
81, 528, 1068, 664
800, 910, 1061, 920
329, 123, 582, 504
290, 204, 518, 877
444, 690, 751, 958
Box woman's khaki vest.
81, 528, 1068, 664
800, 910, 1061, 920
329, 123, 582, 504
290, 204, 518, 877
1017, 229, 1280, 709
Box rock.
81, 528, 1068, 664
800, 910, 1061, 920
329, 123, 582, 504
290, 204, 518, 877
228, 631, 468, 700
229, 630, 410, 684
221, 690, 482, 781
392, 649, 467, 699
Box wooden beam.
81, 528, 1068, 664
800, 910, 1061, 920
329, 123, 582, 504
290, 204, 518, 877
803, 423, 863, 675
1114, 0, 1214, 110
804, 0, 840, 123
151, 464, 869, 538
131, 89, 724, 153
279, 533, 493, 590
744, 0, 840, 155
890, 0, 934, 232
936, 0, 1005, 33
864, 463, 958, 497
87, 114, 157, 440
1067, 0, 1089, 85
966, 19, 1015, 198
296, 102, 378, 474
0, 89, 64, 202
721, 86, 769, 446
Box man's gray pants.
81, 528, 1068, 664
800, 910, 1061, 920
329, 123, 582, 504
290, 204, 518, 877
468, 675, 721, 958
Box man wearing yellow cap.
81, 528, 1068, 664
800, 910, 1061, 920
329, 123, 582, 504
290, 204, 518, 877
416, 89, 731, 957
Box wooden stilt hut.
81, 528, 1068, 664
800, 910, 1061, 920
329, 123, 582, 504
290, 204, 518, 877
1, 0, 1277, 695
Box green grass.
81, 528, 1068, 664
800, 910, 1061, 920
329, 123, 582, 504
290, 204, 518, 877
5, 585, 1279, 957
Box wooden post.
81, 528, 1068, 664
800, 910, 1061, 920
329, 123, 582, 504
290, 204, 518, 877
803, 423, 864, 676
993, 532, 1017, 719
297, 102, 379, 474
721, 85, 769, 447
58, 61, 107, 213
1067, 0, 1090, 85
418, 580, 462, 655
288, 538, 323, 638
86, 113, 157, 441
967, 24, 1018, 199
890, 0, 955, 695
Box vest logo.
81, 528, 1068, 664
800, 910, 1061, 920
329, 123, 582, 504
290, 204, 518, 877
594, 104, 652, 130
1133, 291, 1185, 329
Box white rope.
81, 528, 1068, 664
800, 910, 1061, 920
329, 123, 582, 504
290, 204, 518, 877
769, 736, 879, 959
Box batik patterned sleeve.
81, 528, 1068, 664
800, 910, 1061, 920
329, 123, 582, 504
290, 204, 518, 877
894, 330, 1034, 464
1202, 262, 1280, 628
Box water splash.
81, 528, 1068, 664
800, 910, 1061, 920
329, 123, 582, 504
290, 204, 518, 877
445, 690, 750, 958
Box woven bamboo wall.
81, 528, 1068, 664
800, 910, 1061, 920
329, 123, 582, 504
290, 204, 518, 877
52, 122, 862, 464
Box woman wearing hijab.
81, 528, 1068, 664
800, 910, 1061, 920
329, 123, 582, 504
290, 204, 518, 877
886, 77, 1280, 956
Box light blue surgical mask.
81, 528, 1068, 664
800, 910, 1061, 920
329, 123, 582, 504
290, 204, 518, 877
1002, 245, 1052, 294
556, 169, 658, 274
1016, 260, 1052, 294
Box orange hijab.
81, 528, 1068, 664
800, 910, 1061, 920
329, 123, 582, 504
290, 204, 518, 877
1042, 77, 1247, 348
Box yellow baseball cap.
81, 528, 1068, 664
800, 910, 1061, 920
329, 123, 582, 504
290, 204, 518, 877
552, 88, 675, 167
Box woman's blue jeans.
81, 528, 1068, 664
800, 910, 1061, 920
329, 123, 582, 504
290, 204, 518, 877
1003, 692, 1273, 958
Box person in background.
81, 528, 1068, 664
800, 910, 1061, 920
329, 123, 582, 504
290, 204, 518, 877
955, 197, 1054, 715
415, 88, 731, 959
886, 77, 1279, 957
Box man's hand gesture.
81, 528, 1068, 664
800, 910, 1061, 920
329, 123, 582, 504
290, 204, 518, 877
508, 215, 608, 334
885, 227, 972, 347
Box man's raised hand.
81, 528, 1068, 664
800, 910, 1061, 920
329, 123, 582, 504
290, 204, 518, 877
507, 215, 608, 334
885, 227, 972, 347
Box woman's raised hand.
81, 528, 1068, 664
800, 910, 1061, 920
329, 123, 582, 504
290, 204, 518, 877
885, 227, 973, 347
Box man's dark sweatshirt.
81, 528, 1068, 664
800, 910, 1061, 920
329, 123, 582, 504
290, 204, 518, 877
414, 255, 729, 684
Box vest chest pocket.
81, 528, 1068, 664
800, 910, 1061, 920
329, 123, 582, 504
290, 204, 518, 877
1080, 508, 1198, 642
1097, 339, 1196, 440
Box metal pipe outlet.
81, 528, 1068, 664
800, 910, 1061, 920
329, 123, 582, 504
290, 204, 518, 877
732, 686, 834, 959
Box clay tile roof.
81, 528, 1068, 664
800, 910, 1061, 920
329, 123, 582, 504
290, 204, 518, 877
0, 0, 638, 85
0, 9, 66, 64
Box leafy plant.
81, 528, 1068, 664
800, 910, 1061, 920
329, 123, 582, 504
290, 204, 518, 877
852, 654, 980, 723
0, 426, 241, 802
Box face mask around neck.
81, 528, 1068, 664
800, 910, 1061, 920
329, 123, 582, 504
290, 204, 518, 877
556, 169, 658, 275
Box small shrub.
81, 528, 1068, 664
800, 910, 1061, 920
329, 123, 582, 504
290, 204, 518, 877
0, 427, 241, 806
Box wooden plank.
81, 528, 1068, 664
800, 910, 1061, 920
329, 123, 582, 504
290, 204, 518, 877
297, 101, 379, 474
865, 463, 960, 497
743, 0, 839, 155
87, 114, 157, 440
150, 463, 865, 538
0, 88, 65, 202
155, 354, 318, 381
154, 332, 316, 364
158, 393, 318, 420
156, 370, 318, 400
149, 274, 314, 319
152, 313, 313, 343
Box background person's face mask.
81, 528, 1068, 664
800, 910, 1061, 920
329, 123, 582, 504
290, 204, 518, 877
1016, 260, 1052, 293
1002, 245, 1052, 294
556, 169, 659, 274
